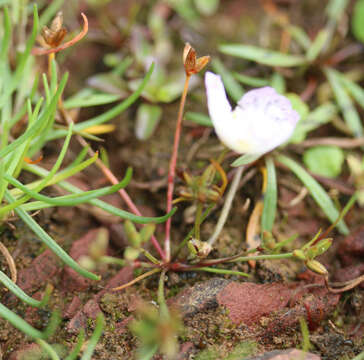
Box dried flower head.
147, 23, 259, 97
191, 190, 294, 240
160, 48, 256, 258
183, 43, 210, 76
41, 12, 67, 48
205, 71, 299, 159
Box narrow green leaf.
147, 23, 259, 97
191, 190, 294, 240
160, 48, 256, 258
340, 75, 364, 109
81, 313, 105, 360
63, 90, 121, 109
64, 330, 85, 360
185, 112, 212, 127
277, 155, 349, 234
0, 5, 38, 108
0, 271, 51, 308
46, 63, 155, 141
324, 67, 363, 137
326, 0, 349, 21
231, 153, 262, 167
211, 58, 244, 102
135, 104, 162, 140
261, 157, 277, 232
36, 339, 61, 360
0, 302, 44, 339
286, 25, 311, 50
233, 72, 269, 87
0, 73, 68, 159
0, 122, 73, 217
270, 72, 286, 93
306, 29, 329, 61
39, 0, 64, 27
5, 190, 101, 280
24, 163, 177, 224
219, 44, 307, 67
4, 168, 132, 207
352, 0, 364, 43
0, 7, 11, 62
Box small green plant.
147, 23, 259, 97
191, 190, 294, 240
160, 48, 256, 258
1, 1, 363, 358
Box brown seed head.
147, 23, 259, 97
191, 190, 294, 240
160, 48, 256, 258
183, 43, 210, 76
41, 11, 67, 48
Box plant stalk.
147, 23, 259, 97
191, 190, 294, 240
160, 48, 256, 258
164, 74, 191, 261
207, 166, 244, 246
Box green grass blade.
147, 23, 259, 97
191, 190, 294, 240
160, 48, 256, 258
0, 7, 11, 62
10, 153, 98, 199
326, 0, 349, 22
0, 123, 73, 217
0, 302, 44, 339
0, 271, 51, 308
80, 313, 105, 360
0, 73, 68, 159
4, 167, 132, 207
219, 44, 307, 67
286, 25, 311, 50
39, 0, 64, 27
36, 339, 61, 360
0, 5, 38, 108
5, 190, 100, 280
324, 67, 363, 137
277, 155, 349, 234
185, 112, 212, 127
46, 63, 155, 141
340, 75, 364, 109
63, 90, 121, 109
261, 157, 277, 233
306, 29, 329, 62
211, 58, 244, 102
64, 330, 85, 360
24, 164, 177, 224
231, 153, 262, 167
233, 72, 269, 87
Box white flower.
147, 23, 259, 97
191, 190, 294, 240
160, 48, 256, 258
205, 71, 299, 161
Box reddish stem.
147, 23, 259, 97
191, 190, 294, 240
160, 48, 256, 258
164, 74, 191, 261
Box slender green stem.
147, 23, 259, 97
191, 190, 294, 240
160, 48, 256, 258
24, 163, 177, 224
0, 302, 44, 339
5, 190, 100, 281
194, 202, 203, 240
36, 339, 60, 360
0, 271, 52, 307
80, 313, 105, 360
64, 330, 85, 360
207, 166, 244, 246
229, 252, 293, 263
165, 74, 191, 261
194, 267, 249, 277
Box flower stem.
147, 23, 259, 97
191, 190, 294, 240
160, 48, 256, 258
207, 166, 244, 246
165, 74, 191, 262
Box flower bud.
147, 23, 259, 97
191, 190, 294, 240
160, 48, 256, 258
306, 260, 328, 275
306, 238, 332, 260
